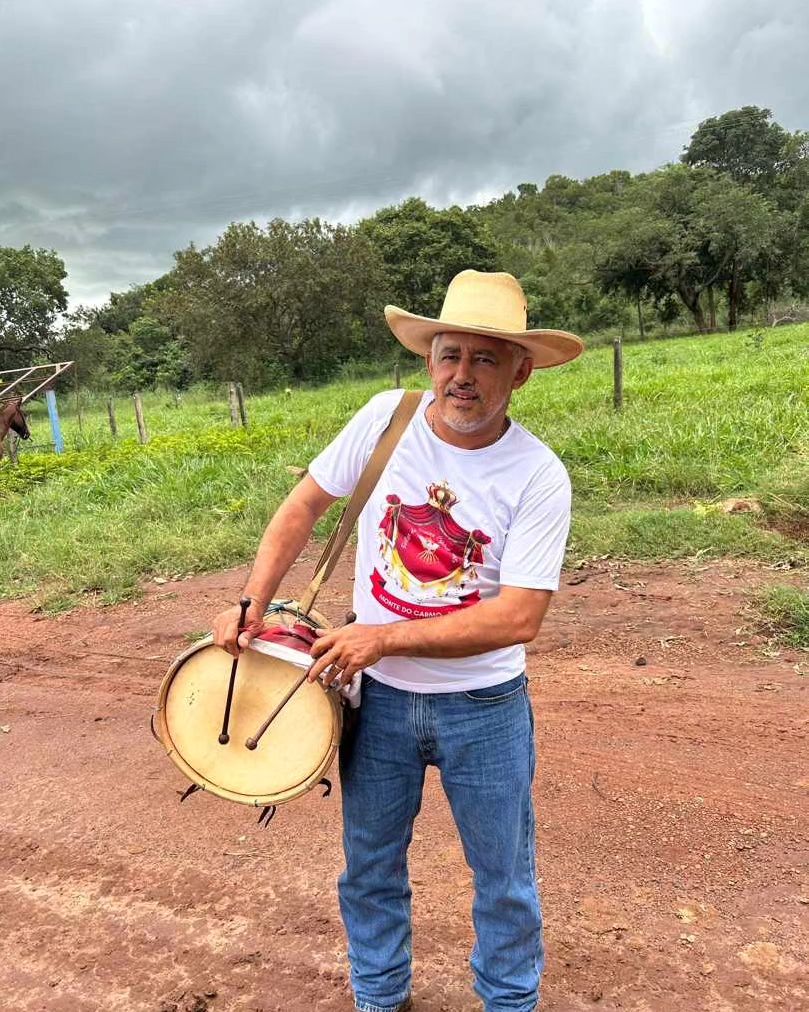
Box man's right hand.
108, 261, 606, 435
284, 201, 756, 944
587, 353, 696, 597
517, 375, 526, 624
212, 599, 267, 657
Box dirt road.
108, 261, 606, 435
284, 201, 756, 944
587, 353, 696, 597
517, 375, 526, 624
1, 553, 807, 1011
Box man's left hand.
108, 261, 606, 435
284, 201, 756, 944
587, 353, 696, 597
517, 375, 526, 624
308, 623, 386, 686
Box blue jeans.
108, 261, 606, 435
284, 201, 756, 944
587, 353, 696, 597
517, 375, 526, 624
339, 673, 543, 1012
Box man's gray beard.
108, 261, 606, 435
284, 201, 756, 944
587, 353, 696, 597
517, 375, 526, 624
437, 392, 510, 434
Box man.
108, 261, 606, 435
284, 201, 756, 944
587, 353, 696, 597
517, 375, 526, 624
213, 269, 583, 1011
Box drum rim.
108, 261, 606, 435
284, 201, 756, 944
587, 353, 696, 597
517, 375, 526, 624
155, 600, 342, 807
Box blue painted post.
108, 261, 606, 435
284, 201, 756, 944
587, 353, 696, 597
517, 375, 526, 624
45, 389, 65, 453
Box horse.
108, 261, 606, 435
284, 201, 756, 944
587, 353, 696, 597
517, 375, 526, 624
0, 397, 30, 459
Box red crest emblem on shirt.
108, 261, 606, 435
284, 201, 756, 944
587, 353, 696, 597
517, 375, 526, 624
372, 481, 491, 618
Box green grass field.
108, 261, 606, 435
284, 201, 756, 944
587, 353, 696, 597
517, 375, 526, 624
1, 323, 807, 612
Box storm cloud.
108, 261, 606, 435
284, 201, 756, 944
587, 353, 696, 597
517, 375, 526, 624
1, 0, 807, 305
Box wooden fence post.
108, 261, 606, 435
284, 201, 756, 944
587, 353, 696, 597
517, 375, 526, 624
235, 382, 248, 427
228, 383, 240, 427
107, 397, 118, 437
74, 371, 84, 439
45, 389, 65, 453
133, 392, 149, 444
613, 333, 624, 411
393, 363, 401, 388
6, 433, 18, 464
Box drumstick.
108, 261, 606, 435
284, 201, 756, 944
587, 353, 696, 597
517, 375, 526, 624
245, 610, 356, 751
245, 672, 308, 750
218, 597, 251, 745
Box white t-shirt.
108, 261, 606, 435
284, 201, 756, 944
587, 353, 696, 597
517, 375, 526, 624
308, 389, 571, 693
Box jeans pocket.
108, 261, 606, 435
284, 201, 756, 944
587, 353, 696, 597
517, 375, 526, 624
463, 672, 526, 702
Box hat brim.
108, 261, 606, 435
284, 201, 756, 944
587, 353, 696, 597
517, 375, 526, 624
384, 306, 584, 369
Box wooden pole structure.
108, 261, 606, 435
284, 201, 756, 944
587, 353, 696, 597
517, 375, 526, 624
613, 332, 624, 412
74, 368, 84, 440
228, 383, 240, 427
107, 397, 118, 437
393, 363, 401, 388
6, 433, 18, 464
45, 389, 65, 453
133, 393, 149, 444
235, 382, 248, 427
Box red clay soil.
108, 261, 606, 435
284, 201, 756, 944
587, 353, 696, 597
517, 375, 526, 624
1, 552, 807, 1012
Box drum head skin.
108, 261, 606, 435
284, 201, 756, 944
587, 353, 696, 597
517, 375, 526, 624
156, 606, 341, 807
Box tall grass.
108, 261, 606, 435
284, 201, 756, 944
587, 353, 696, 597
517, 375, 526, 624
2, 323, 807, 609
758, 586, 809, 649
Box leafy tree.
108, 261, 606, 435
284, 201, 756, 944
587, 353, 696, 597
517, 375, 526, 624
108, 316, 191, 391
771, 131, 809, 212
360, 198, 499, 317
692, 179, 787, 328
49, 316, 113, 388
90, 276, 172, 335
475, 171, 637, 335
595, 166, 791, 331
521, 243, 626, 333
152, 338, 193, 389
682, 106, 790, 186
0, 246, 68, 370
594, 203, 687, 325
159, 219, 390, 386
105, 332, 153, 392
50, 311, 192, 392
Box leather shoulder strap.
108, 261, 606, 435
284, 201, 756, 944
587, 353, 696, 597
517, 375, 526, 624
298, 390, 422, 615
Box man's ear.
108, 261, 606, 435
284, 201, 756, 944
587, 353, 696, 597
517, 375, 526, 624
425, 354, 434, 378
512, 355, 534, 390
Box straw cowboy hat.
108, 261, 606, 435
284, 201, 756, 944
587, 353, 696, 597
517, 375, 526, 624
384, 269, 583, 369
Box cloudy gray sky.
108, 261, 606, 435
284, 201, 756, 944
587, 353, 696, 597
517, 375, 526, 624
1, 0, 807, 306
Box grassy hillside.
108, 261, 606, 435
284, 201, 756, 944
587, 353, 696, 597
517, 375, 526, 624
1, 323, 806, 611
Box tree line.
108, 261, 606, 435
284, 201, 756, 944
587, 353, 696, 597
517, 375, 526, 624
2, 106, 807, 392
